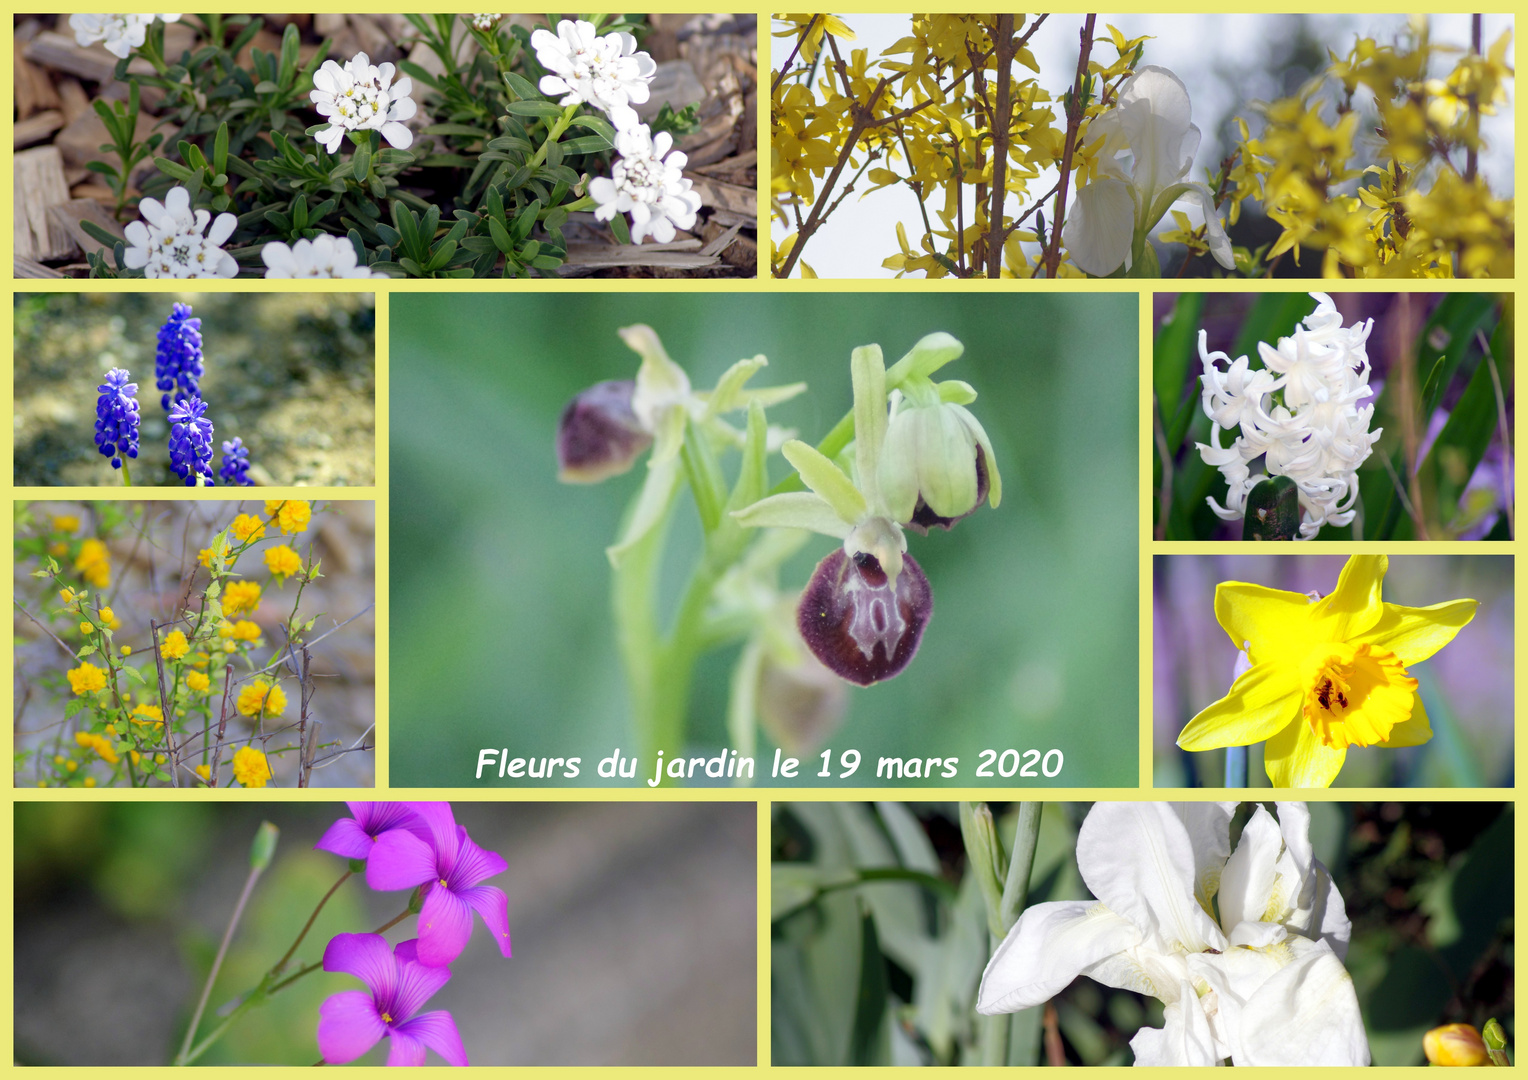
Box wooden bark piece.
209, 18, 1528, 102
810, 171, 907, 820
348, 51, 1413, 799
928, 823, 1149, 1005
14, 146, 78, 260
14, 110, 65, 148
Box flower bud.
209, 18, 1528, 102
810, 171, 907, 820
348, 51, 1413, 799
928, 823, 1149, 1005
757, 643, 848, 755
556, 379, 653, 483
1424, 1024, 1490, 1067
798, 547, 932, 686
878, 388, 1000, 534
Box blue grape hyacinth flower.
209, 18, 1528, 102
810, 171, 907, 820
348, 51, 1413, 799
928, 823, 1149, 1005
168, 396, 215, 485
156, 302, 204, 411
218, 436, 253, 486
94, 368, 141, 470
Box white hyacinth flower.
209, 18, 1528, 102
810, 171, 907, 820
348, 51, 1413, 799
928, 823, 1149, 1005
531, 18, 656, 131
69, 14, 181, 59
122, 184, 238, 279
309, 52, 417, 155
1063, 66, 1234, 277
1195, 293, 1381, 539
261, 235, 386, 279
977, 802, 1369, 1067
589, 124, 702, 243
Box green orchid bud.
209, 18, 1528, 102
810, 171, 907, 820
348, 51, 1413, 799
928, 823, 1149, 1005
878, 377, 1001, 533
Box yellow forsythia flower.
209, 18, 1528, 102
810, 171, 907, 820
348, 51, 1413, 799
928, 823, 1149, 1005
223, 581, 262, 617
237, 679, 287, 718
186, 671, 211, 693
264, 544, 302, 582
266, 500, 312, 535
232, 745, 272, 788
66, 662, 108, 695
231, 514, 266, 542
75, 538, 111, 588
161, 630, 190, 660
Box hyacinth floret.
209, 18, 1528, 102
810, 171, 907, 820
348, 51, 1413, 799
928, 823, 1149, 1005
168, 397, 216, 486
218, 436, 253, 486
1197, 293, 1381, 539
155, 302, 204, 411
94, 368, 141, 469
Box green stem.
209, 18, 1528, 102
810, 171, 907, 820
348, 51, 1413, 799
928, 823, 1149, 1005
272, 870, 351, 976
524, 104, 580, 173
999, 803, 1042, 932
120, 460, 132, 486
174, 851, 268, 1064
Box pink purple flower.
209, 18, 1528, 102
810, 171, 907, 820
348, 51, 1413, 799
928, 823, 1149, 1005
317, 934, 468, 1066
316, 802, 433, 861
365, 803, 512, 968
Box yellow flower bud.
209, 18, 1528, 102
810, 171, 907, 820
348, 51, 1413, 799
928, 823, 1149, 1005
121, 645, 132, 656
1424, 1024, 1490, 1067
79, 622, 93, 635
83, 776, 96, 787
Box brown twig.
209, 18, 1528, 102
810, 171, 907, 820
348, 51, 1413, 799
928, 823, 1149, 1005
1038, 15, 1097, 279
207, 663, 235, 787
984, 15, 1016, 278
1465, 14, 1481, 183
770, 15, 820, 98
1042, 1001, 1066, 1065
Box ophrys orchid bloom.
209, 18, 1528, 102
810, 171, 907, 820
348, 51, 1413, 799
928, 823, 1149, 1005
1178, 555, 1477, 787
977, 802, 1369, 1066
1064, 66, 1234, 277
732, 334, 1000, 684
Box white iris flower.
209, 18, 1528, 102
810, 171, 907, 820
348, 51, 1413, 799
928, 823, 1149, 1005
1064, 66, 1234, 277
977, 801, 1370, 1067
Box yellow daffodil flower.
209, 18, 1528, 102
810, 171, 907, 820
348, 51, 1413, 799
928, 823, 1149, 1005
1178, 555, 1477, 787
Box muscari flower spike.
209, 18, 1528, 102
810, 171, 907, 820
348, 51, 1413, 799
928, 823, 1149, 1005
168, 396, 215, 486
155, 302, 203, 410
94, 368, 141, 469
733, 334, 1001, 685
217, 437, 253, 486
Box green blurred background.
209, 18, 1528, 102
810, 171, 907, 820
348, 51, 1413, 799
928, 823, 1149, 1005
390, 293, 1138, 787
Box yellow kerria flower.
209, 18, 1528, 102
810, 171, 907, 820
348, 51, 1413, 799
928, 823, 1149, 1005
264, 544, 302, 582
186, 671, 211, 693
224, 580, 262, 617
1178, 555, 1477, 787
199, 540, 231, 569
75, 538, 111, 587
52, 514, 80, 534
237, 679, 287, 718
161, 629, 190, 661
265, 500, 312, 535
231, 513, 267, 542
66, 662, 108, 695
232, 745, 272, 788
195, 763, 212, 782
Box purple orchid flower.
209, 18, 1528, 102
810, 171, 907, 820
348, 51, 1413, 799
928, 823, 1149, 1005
317, 934, 468, 1066
316, 802, 433, 861
366, 803, 512, 968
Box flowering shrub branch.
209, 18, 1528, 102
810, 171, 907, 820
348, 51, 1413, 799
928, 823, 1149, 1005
15, 502, 372, 788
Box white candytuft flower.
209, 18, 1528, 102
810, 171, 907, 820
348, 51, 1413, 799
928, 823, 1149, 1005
531, 18, 656, 130
310, 52, 417, 155
69, 14, 181, 59
261, 235, 386, 278
1196, 293, 1381, 539
469, 14, 502, 31
589, 124, 702, 243
122, 184, 238, 279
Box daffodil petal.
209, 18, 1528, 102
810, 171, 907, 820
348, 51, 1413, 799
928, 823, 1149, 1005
1356, 598, 1478, 665
1264, 718, 1347, 788
1382, 690, 1433, 748
1215, 582, 1314, 666
1311, 555, 1387, 642
1177, 662, 1301, 751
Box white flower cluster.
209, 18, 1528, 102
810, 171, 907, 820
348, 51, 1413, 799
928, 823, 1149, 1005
122, 185, 237, 278
261, 234, 387, 278
69, 14, 180, 59
1196, 293, 1381, 539
310, 52, 417, 154
532, 19, 701, 244
469, 14, 503, 32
